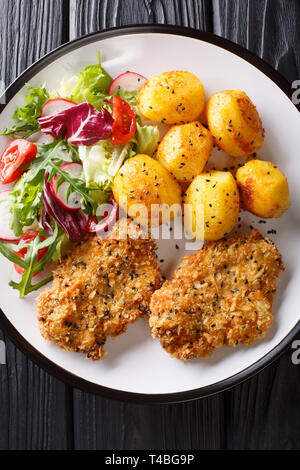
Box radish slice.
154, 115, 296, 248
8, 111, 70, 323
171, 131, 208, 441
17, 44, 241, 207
41, 98, 76, 117
87, 196, 118, 234
60, 163, 83, 175
108, 72, 147, 95
28, 131, 54, 145
50, 163, 83, 211
0, 191, 20, 242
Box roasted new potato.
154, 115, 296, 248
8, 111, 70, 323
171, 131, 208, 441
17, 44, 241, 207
156, 121, 213, 182
112, 154, 182, 226
206, 90, 264, 157
184, 170, 240, 241
137, 71, 205, 125
236, 160, 290, 218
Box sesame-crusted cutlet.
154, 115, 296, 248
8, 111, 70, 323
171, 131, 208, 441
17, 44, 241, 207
149, 230, 284, 360
37, 219, 162, 360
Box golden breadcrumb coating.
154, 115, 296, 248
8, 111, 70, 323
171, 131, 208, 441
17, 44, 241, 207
149, 230, 284, 360
37, 219, 162, 360
108, 216, 150, 240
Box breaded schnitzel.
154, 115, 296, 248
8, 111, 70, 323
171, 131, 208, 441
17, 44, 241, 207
37, 219, 162, 360
149, 230, 284, 360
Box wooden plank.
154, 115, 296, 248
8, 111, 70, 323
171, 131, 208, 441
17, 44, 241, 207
69, 0, 213, 40
213, 0, 300, 82
214, 0, 300, 450
72, 390, 225, 449
0, 0, 71, 450
69, 0, 226, 451
0, 339, 73, 449
224, 350, 300, 449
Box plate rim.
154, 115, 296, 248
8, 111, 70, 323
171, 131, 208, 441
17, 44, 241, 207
0, 24, 299, 404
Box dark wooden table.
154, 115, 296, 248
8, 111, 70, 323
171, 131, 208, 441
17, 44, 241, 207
0, 0, 300, 450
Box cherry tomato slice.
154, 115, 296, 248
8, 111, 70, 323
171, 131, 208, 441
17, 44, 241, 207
0, 139, 37, 184
111, 96, 136, 145
14, 230, 48, 276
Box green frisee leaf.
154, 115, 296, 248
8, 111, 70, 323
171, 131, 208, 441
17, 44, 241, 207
1, 84, 49, 138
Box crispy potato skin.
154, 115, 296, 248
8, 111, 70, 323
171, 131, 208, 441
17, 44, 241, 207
156, 121, 213, 182
137, 71, 205, 125
236, 160, 290, 218
206, 90, 264, 157
184, 170, 240, 241
112, 154, 182, 226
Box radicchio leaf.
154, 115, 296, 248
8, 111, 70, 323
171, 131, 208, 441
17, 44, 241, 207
38, 102, 114, 146
43, 172, 88, 242
41, 209, 53, 236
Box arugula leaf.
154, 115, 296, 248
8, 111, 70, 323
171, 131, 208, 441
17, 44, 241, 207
70, 52, 112, 110
27, 140, 75, 183
1, 84, 49, 138
0, 224, 59, 297
9, 140, 78, 236
48, 159, 98, 213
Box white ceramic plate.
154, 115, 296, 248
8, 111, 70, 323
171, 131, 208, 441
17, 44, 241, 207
0, 26, 299, 403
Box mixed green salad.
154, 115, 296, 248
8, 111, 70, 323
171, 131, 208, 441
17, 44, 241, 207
0, 53, 159, 296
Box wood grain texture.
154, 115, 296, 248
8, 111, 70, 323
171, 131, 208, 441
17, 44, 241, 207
72, 390, 225, 450
224, 350, 300, 450
69, 0, 213, 39
213, 0, 300, 82
0, 0, 71, 450
0, 339, 72, 449
1, 0, 300, 451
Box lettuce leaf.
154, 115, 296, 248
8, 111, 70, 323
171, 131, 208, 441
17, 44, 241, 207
52, 76, 79, 100
78, 141, 113, 204
115, 89, 138, 108
79, 139, 136, 204
69, 52, 112, 110
10, 176, 44, 236
51, 230, 71, 263
135, 123, 160, 156
108, 142, 136, 176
